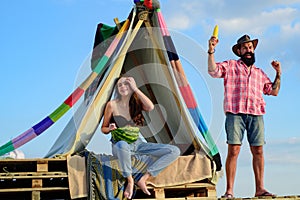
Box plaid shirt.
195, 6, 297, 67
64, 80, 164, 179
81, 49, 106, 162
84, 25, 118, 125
209, 59, 273, 115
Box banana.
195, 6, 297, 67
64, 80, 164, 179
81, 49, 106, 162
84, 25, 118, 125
212, 25, 219, 39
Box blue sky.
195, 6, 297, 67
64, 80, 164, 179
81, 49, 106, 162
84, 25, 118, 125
1, 0, 300, 198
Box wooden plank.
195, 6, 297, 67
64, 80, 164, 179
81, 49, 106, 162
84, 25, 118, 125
0, 174, 67, 179
0, 187, 69, 192
145, 182, 215, 189
185, 183, 216, 188
32, 179, 42, 188
206, 186, 217, 198
36, 159, 48, 172
193, 189, 208, 197
154, 187, 165, 199
0, 158, 67, 174
135, 182, 217, 199
0, 172, 67, 179
173, 184, 213, 192
32, 191, 40, 200
0, 158, 66, 163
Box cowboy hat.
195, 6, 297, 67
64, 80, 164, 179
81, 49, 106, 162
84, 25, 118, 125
232, 34, 258, 56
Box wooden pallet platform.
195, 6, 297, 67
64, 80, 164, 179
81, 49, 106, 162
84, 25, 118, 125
0, 158, 70, 200
134, 182, 217, 199
1, 158, 299, 200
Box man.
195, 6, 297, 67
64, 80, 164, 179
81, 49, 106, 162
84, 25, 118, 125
207, 34, 281, 198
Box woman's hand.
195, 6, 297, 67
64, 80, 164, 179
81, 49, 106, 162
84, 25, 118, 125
126, 77, 138, 92
109, 123, 117, 131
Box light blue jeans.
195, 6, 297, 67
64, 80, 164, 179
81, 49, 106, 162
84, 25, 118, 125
112, 138, 180, 178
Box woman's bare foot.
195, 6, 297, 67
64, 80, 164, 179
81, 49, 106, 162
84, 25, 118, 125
136, 172, 151, 195
124, 176, 134, 199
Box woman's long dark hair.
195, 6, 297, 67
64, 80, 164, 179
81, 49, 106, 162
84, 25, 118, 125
129, 93, 144, 126
114, 76, 145, 126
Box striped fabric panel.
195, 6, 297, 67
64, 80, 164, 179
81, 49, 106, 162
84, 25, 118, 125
188, 108, 219, 156
0, 141, 14, 156
155, 9, 220, 157
12, 128, 37, 149
49, 103, 71, 122
93, 19, 130, 75
105, 38, 121, 57
93, 56, 109, 74
32, 117, 54, 136
156, 11, 169, 36
64, 87, 85, 107
179, 85, 197, 109
163, 36, 179, 61
102, 155, 115, 197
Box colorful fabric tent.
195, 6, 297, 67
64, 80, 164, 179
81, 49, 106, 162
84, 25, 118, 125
0, 0, 222, 173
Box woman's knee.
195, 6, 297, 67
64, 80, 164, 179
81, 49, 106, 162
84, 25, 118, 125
116, 140, 129, 148
168, 145, 181, 158
113, 140, 130, 152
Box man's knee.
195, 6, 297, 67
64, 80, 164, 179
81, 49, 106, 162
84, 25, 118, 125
227, 144, 241, 158
250, 146, 263, 156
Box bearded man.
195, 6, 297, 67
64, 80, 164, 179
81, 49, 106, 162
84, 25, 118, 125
207, 34, 281, 198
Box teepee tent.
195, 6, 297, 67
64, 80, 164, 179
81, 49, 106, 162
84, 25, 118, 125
46, 0, 221, 170
0, 0, 221, 185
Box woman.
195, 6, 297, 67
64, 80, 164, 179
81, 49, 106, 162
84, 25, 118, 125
101, 76, 180, 199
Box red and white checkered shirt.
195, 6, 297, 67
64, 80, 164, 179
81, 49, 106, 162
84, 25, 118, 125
209, 59, 273, 115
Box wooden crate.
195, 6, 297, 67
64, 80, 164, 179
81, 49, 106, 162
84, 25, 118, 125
0, 158, 69, 200
134, 182, 217, 199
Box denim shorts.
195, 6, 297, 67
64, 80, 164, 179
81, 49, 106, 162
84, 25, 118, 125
225, 112, 265, 146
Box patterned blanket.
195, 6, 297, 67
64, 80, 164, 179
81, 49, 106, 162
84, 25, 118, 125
82, 151, 152, 200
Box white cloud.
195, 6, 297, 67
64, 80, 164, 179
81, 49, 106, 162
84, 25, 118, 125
281, 21, 300, 37
163, 1, 300, 36
216, 7, 299, 36
166, 13, 192, 30
162, 1, 204, 30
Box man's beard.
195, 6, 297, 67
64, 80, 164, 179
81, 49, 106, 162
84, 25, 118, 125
241, 52, 255, 66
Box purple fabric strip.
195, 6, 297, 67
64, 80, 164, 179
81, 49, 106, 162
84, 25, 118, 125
12, 128, 37, 149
